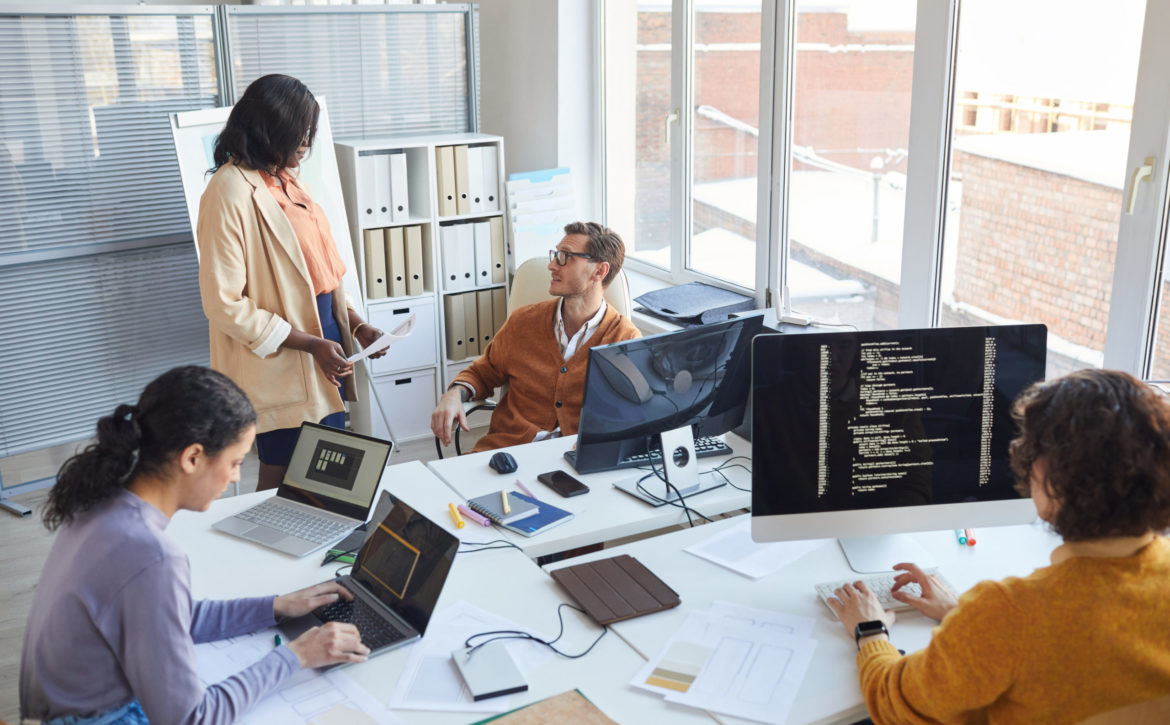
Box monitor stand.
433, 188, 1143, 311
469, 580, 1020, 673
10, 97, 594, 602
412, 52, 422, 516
619, 426, 702, 503
838, 534, 939, 574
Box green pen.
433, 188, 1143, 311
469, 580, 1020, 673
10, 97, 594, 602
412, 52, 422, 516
274, 634, 282, 647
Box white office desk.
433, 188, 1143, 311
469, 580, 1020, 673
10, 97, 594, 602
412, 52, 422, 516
545, 517, 1063, 725
426, 433, 753, 558
168, 461, 717, 724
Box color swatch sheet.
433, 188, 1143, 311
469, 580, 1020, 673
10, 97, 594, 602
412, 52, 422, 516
632, 602, 817, 725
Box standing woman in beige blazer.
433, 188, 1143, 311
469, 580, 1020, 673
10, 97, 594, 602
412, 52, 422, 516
197, 74, 385, 490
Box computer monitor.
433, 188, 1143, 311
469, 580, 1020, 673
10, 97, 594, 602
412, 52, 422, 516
570, 315, 764, 475
750, 324, 1047, 572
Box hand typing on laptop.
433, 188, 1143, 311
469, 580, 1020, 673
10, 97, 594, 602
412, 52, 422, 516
276, 581, 371, 668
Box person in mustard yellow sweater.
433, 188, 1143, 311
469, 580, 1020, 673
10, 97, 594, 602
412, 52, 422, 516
430, 222, 641, 452
827, 368, 1170, 724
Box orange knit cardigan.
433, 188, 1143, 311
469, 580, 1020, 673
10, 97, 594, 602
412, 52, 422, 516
453, 299, 640, 452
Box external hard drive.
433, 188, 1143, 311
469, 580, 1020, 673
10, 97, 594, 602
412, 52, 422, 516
452, 642, 529, 701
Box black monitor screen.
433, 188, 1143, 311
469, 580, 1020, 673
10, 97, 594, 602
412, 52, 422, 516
352, 495, 458, 635
752, 324, 1047, 516
574, 315, 763, 471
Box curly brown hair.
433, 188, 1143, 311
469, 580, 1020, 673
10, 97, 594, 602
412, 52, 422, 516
1009, 369, 1170, 540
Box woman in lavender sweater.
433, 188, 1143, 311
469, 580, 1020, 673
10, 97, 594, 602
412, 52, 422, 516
20, 366, 370, 725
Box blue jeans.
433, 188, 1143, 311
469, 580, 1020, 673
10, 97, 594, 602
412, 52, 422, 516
41, 699, 148, 725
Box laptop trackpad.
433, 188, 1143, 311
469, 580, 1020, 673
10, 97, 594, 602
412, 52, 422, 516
247, 527, 288, 545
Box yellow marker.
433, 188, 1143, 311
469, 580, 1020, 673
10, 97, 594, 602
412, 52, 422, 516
447, 502, 465, 529
500, 489, 511, 515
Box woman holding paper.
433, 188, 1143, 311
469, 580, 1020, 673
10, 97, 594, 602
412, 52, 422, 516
197, 74, 385, 490
827, 369, 1170, 723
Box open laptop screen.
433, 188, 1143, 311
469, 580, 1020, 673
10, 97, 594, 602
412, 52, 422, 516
280, 422, 392, 520
352, 495, 458, 635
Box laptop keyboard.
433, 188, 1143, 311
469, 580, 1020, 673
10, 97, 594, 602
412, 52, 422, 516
314, 597, 409, 650
237, 500, 353, 544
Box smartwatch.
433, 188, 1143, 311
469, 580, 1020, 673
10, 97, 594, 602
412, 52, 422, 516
854, 620, 889, 649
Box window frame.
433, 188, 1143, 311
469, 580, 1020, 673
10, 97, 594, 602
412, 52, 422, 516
752, 0, 1170, 375
602, 0, 770, 305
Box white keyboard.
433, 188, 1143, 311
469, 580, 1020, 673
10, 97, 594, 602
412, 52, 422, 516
814, 568, 956, 618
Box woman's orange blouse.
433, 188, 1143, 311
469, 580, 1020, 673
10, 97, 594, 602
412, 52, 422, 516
260, 169, 346, 295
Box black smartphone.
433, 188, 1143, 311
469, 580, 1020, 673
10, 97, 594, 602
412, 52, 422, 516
537, 470, 590, 497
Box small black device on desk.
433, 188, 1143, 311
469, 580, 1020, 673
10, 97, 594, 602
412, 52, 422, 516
537, 470, 590, 497
489, 451, 518, 474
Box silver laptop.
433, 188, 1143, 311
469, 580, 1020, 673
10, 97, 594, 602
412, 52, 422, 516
279, 493, 459, 662
213, 422, 392, 557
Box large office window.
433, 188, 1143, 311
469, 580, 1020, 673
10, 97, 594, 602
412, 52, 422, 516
604, 0, 762, 293
784, 2, 916, 330
0, 9, 218, 459
937, 1, 1145, 376
225, 6, 474, 139
609, 0, 1170, 378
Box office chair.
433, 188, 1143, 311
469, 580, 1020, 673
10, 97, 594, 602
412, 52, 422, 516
434, 258, 633, 458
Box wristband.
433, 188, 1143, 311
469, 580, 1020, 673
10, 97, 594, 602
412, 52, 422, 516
351, 322, 366, 338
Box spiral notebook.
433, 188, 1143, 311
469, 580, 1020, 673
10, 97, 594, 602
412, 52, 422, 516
500, 493, 574, 537
467, 490, 539, 525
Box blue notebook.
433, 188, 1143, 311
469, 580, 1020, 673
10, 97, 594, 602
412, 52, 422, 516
500, 493, 574, 537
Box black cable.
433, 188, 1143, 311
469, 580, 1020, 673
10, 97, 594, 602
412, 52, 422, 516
462, 603, 608, 660
333, 563, 353, 577
458, 538, 524, 554
639, 436, 715, 526
709, 458, 753, 492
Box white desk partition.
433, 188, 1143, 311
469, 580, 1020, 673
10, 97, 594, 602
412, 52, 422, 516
167, 460, 717, 725
545, 518, 1062, 725
425, 433, 753, 559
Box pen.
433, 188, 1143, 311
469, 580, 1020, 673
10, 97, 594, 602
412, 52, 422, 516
500, 490, 511, 515
964, 528, 976, 546
515, 478, 534, 497
458, 504, 491, 527
274, 634, 282, 647
448, 502, 466, 529
954, 529, 967, 546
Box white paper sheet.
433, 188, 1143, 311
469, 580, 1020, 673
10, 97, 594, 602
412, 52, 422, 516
706, 600, 816, 639
387, 600, 552, 713
194, 627, 407, 725
633, 602, 818, 724
347, 313, 416, 363
684, 518, 829, 579
664, 620, 816, 725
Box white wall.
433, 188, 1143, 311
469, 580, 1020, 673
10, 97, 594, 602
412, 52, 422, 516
478, 0, 602, 221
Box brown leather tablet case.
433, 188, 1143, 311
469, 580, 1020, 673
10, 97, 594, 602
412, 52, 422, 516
550, 554, 680, 625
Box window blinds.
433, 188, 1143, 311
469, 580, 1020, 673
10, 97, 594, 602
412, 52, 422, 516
0, 9, 217, 458
224, 6, 473, 139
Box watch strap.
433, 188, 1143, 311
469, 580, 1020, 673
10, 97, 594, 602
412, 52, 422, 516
854, 620, 889, 648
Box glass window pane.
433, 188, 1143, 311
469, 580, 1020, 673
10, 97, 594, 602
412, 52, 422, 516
939, 0, 1145, 378
689, 1, 761, 289
604, 1, 671, 271
785, 1, 917, 329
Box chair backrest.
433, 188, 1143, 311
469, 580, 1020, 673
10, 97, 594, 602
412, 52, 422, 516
506, 257, 633, 319
1078, 694, 1170, 725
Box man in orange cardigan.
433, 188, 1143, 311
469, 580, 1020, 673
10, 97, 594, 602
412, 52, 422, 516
430, 222, 641, 452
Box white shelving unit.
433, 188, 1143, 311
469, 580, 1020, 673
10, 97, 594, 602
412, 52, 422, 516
335, 133, 510, 443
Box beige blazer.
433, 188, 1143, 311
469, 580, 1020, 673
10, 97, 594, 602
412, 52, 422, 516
196, 162, 357, 434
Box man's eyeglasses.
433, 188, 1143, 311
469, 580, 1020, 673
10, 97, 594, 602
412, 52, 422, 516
549, 249, 595, 266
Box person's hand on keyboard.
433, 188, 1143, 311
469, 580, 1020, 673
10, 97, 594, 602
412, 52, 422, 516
274, 581, 355, 619
890, 562, 959, 621
827, 581, 896, 645
287, 621, 370, 669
